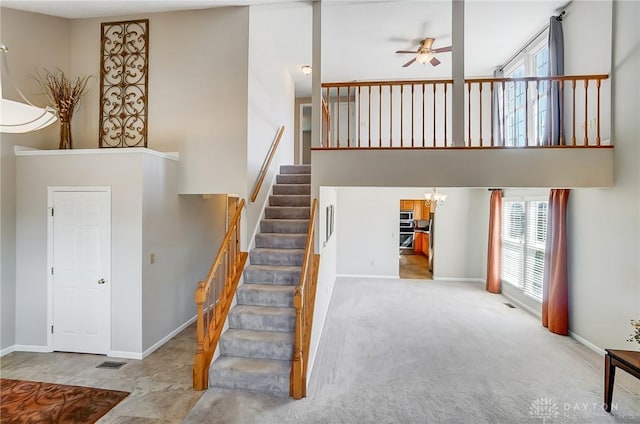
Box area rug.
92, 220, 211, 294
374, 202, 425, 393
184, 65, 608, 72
0, 378, 129, 423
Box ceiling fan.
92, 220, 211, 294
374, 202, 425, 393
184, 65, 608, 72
395, 38, 452, 68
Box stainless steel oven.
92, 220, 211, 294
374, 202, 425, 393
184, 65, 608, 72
399, 232, 414, 249
400, 220, 413, 231
400, 210, 414, 249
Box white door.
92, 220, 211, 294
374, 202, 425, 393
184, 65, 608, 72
52, 190, 110, 354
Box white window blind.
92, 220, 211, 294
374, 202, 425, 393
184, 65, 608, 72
501, 199, 548, 302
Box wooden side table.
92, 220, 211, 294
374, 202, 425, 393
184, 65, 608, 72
604, 349, 640, 412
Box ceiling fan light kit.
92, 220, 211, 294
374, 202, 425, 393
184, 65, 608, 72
395, 37, 452, 68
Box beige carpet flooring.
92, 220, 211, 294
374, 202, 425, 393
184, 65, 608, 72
184, 277, 640, 424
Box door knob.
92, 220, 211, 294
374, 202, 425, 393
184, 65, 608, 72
98, 278, 106, 285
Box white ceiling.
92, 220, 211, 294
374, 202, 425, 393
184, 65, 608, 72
2, 0, 569, 96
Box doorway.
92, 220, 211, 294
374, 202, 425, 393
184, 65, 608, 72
399, 198, 433, 280
299, 103, 312, 164
48, 187, 111, 354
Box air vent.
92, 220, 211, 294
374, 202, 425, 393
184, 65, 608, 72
504, 302, 516, 309
96, 361, 127, 369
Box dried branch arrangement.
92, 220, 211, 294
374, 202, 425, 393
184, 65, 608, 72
32, 68, 91, 123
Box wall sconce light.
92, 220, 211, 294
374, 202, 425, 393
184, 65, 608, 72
0, 44, 57, 133
300, 65, 312, 76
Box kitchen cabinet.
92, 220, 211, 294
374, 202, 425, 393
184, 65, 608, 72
400, 200, 413, 210
414, 232, 422, 253
423, 201, 431, 219
422, 233, 430, 259
413, 200, 423, 219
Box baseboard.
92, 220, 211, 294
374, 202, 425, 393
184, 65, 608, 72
336, 273, 398, 279
141, 315, 197, 359
12, 344, 51, 353
435, 277, 484, 283
569, 331, 605, 356
108, 350, 143, 360
0, 345, 16, 357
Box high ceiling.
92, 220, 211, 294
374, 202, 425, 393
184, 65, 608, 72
2, 0, 570, 96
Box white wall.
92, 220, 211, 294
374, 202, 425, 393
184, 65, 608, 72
14, 148, 224, 357
66, 8, 251, 196
245, 4, 299, 245
15, 150, 144, 353
141, 155, 226, 352
0, 7, 71, 353
312, 148, 613, 189
335, 187, 487, 280
433, 188, 488, 280
307, 186, 337, 381
566, 0, 639, 350
562, 0, 612, 144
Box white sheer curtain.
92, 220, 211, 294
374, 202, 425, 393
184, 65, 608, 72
492, 68, 504, 146
543, 15, 564, 145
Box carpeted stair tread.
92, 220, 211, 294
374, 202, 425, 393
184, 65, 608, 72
237, 284, 295, 307
220, 329, 294, 360
276, 174, 311, 184
265, 206, 310, 220
272, 184, 310, 195
250, 248, 305, 266
255, 233, 308, 249
211, 356, 291, 393
244, 264, 301, 285
212, 163, 310, 395
260, 219, 309, 234
229, 305, 295, 332
269, 195, 311, 207
280, 165, 311, 174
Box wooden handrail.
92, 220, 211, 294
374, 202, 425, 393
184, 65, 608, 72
290, 198, 320, 399
251, 126, 285, 203
321, 74, 610, 149
193, 198, 248, 390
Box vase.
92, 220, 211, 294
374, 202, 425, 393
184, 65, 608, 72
59, 120, 73, 149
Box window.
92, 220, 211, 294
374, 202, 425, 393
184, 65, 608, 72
501, 199, 548, 301
502, 31, 549, 146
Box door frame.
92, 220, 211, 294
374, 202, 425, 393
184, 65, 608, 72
47, 186, 112, 352
298, 102, 311, 164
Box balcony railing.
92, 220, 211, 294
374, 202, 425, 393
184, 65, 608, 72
320, 74, 609, 149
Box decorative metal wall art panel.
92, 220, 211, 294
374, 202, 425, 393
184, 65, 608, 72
99, 19, 149, 147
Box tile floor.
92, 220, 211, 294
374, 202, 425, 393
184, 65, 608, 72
0, 324, 202, 423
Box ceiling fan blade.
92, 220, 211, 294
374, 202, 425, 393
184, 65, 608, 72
430, 57, 441, 67
396, 50, 418, 54
432, 46, 452, 53
402, 58, 417, 68
422, 37, 435, 50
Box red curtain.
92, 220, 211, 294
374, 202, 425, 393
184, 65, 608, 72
542, 189, 570, 335
486, 190, 502, 294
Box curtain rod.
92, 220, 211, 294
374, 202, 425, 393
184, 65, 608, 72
498, 11, 565, 71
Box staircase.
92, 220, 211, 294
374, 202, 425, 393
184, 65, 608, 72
210, 165, 311, 393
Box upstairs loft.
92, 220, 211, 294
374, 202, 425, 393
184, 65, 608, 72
312, 74, 613, 189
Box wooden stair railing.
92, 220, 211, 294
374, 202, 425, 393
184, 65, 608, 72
251, 126, 285, 203
193, 198, 248, 390
320, 74, 609, 148
291, 198, 320, 399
